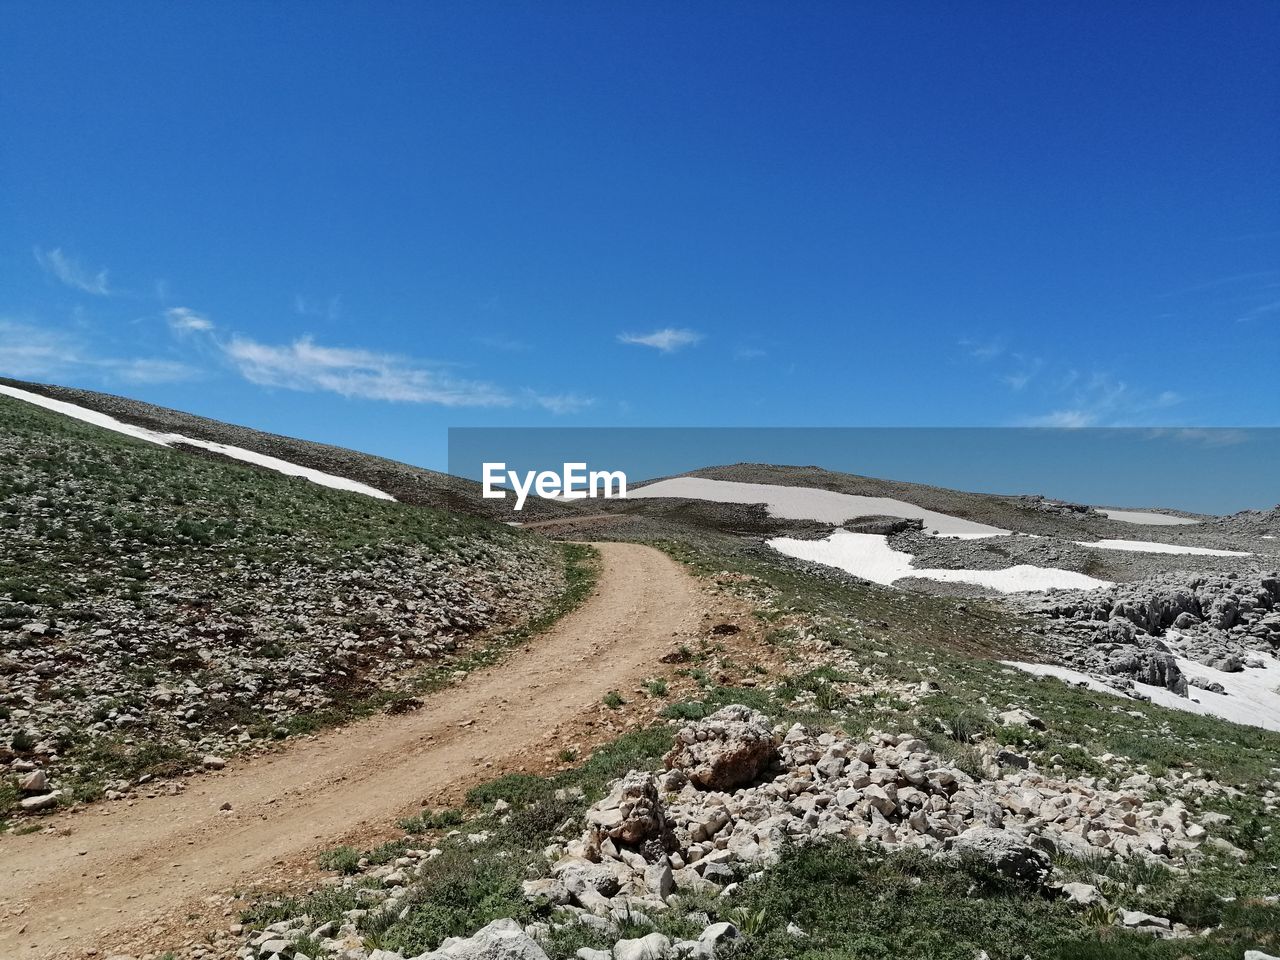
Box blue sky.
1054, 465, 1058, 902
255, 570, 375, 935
2, 3, 1278, 471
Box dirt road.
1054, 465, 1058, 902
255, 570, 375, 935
0, 542, 706, 960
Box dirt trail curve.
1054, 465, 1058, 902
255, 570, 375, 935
0, 542, 707, 960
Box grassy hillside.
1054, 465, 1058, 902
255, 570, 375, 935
0, 395, 574, 820
0, 376, 577, 520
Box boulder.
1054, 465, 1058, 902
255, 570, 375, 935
552, 858, 623, 898
998, 708, 1045, 731
950, 827, 1052, 886
19, 791, 61, 812
521, 878, 570, 905
699, 922, 738, 948
1120, 910, 1171, 931
612, 933, 671, 960
1059, 881, 1103, 907
413, 918, 550, 959
664, 705, 778, 791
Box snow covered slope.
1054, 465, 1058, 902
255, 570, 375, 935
1006, 658, 1280, 733
0, 383, 394, 501
632, 476, 1007, 538
1076, 538, 1250, 557
1097, 509, 1199, 526
770, 529, 1112, 594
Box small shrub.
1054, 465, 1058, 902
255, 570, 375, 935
939, 708, 991, 744
401, 808, 465, 834
10, 730, 35, 752
662, 701, 711, 721
812, 682, 842, 712
317, 845, 361, 875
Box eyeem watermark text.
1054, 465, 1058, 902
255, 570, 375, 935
482, 462, 627, 511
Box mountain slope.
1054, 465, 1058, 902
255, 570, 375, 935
0, 392, 572, 819
0, 377, 575, 520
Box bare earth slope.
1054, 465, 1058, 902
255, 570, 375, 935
0, 542, 705, 960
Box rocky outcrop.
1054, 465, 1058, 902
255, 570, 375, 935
1036, 571, 1279, 652
843, 516, 925, 535
1102, 649, 1189, 696
1024, 571, 1280, 695
1015, 495, 1097, 518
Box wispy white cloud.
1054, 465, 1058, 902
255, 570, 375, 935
734, 345, 767, 360
165, 306, 215, 333
618, 327, 703, 353
959, 337, 1004, 361
33, 247, 112, 296
222, 334, 513, 407
1022, 372, 1182, 428
1001, 355, 1043, 392
527, 391, 594, 415
0, 318, 195, 384
1160, 269, 1278, 297
221, 333, 595, 411
0, 320, 80, 379
1235, 297, 1280, 324
219, 333, 597, 412
293, 294, 342, 321
105, 357, 197, 383
1025, 409, 1095, 428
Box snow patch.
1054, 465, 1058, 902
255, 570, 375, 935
1097, 509, 1199, 526
1004, 658, 1280, 733
0, 383, 395, 501
769, 529, 1111, 594
1075, 538, 1249, 557
633, 477, 1007, 538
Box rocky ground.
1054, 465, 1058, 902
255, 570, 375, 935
608, 465, 1280, 725
1210, 505, 1280, 540
891, 528, 1264, 584
0, 397, 567, 822
189, 700, 1276, 960
142, 549, 1280, 960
